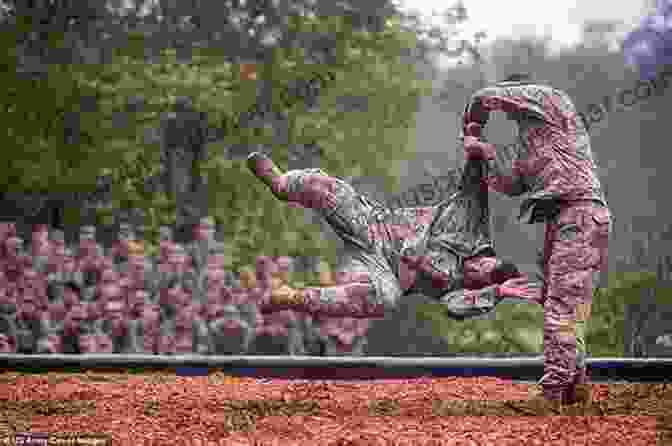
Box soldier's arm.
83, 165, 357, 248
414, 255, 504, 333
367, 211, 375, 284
464, 86, 538, 197
481, 143, 529, 197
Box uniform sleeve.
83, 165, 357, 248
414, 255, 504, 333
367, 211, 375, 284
465, 86, 535, 198
482, 142, 529, 197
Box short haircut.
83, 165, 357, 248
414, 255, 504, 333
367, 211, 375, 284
500, 73, 533, 83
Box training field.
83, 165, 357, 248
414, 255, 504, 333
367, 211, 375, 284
0, 370, 668, 445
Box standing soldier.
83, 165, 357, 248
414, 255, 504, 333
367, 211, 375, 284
461, 73, 612, 412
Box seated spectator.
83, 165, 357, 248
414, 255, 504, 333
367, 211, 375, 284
62, 282, 81, 312
61, 303, 96, 354
207, 304, 254, 355
127, 289, 152, 320
137, 302, 162, 354
0, 222, 17, 254
236, 266, 263, 332
94, 333, 115, 354
206, 269, 226, 307
157, 244, 191, 290
0, 333, 16, 353
14, 289, 47, 354
0, 273, 17, 315
158, 305, 209, 355
94, 300, 141, 354
19, 268, 48, 308
311, 269, 372, 356
249, 257, 304, 355
0, 315, 17, 353
31, 224, 51, 274
44, 299, 67, 334
109, 222, 137, 263
75, 225, 105, 269
157, 226, 175, 260
205, 254, 227, 295
77, 333, 99, 354
4, 236, 26, 282
95, 276, 123, 319
35, 333, 62, 354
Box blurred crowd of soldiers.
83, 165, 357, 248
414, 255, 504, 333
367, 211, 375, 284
0, 218, 373, 356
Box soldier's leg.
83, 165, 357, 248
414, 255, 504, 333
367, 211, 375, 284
541, 203, 612, 404
248, 152, 380, 252
462, 256, 528, 291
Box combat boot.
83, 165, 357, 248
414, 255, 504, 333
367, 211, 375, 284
564, 368, 592, 407
510, 385, 565, 415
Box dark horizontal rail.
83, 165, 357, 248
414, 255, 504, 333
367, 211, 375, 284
0, 355, 670, 382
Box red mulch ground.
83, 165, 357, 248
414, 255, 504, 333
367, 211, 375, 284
0, 372, 669, 445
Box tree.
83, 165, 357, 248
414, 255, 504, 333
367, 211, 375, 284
0, 1, 480, 268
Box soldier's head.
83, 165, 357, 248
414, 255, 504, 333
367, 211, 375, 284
100, 282, 122, 301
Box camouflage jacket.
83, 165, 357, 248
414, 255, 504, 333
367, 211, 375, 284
464, 81, 608, 223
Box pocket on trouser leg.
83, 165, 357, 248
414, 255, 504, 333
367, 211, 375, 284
575, 319, 587, 370
542, 311, 578, 399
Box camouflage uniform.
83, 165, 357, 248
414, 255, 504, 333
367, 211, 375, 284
249, 153, 520, 321
463, 80, 612, 401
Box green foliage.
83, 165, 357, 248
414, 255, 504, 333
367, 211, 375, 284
0, 8, 435, 271
416, 270, 672, 357
90, 14, 428, 269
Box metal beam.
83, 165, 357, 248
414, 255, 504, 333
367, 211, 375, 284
0, 355, 670, 382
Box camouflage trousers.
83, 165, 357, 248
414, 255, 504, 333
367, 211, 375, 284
276, 168, 507, 319
539, 200, 612, 400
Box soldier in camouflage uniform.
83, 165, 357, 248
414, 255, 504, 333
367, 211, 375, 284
461, 74, 613, 411
246, 151, 536, 324
207, 303, 254, 355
